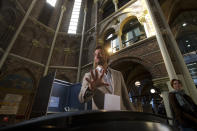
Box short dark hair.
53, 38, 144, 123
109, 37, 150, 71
95, 45, 104, 51
170, 79, 182, 87
94, 45, 108, 56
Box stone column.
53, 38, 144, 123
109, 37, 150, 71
98, 8, 103, 22
113, 0, 119, 12
43, 5, 66, 76
143, 0, 178, 80
0, 0, 38, 69
94, 0, 98, 46
154, 0, 197, 104
138, 15, 150, 37
77, 1, 87, 82
161, 90, 173, 125
153, 78, 173, 125
159, 82, 174, 125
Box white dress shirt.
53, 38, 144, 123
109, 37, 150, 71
96, 66, 113, 93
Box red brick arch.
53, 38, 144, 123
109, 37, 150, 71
109, 56, 161, 79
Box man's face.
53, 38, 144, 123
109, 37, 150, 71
94, 49, 106, 66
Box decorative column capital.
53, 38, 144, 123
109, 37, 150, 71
155, 83, 169, 92
112, 0, 118, 11
98, 38, 104, 45
84, 7, 87, 12
99, 8, 103, 13
61, 5, 66, 12
143, 9, 148, 14
153, 77, 170, 92
138, 10, 148, 24
94, 0, 98, 4
138, 16, 146, 23
118, 31, 122, 36
112, 0, 119, 4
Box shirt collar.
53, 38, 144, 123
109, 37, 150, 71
96, 66, 110, 74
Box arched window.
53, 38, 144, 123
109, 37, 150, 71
102, 1, 115, 20
118, 0, 130, 8
102, 0, 131, 20
104, 29, 119, 53
121, 18, 146, 47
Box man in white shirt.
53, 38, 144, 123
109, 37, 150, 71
78, 45, 135, 110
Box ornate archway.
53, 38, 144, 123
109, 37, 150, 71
109, 56, 160, 112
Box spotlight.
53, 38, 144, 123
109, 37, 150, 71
150, 89, 155, 94
135, 81, 141, 86
182, 23, 187, 27
108, 48, 112, 53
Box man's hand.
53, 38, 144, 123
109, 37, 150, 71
86, 69, 109, 91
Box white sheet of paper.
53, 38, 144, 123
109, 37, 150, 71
104, 94, 120, 110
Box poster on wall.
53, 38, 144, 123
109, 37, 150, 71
0, 94, 23, 114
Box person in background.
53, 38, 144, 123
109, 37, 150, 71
157, 100, 166, 116
78, 45, 135, 110
169, 79, 197, 131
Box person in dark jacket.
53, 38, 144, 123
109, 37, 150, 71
169, 79, 197, 131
